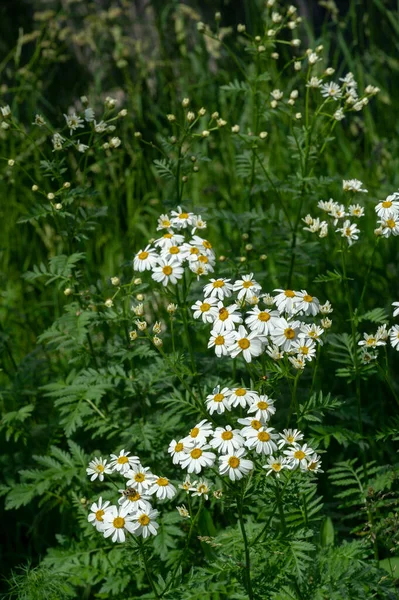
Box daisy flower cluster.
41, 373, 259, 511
169, 389, 322, 483
374, 192, 399, 238
133, 207, 215, 283
358, 302, 399, 362
86, 448, 177, 543
303, 179, 367, 245
192, 275, 332, 368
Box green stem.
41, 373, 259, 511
357, 237, 379, 313
275, 479, 286, 533
137, 538, 159, 598
237, 485, 254, 600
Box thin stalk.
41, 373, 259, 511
274, 479, 286, 533
137, 538, 160, 599
357, 237, 379, 313
237, 488, 254, 600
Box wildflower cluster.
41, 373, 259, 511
358, 302, 399, 362
169, 389, 322, 484
374, 192, 399, 237
86, 449, 177, 543
133, 207, 215, 283
193, 275, 332, 368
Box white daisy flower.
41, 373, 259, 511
124, 464, 155, 493
244, 426, 279, 455
375, 194, 399, 219
390, 325, 399, 350
176, 504, 190, 518
180, 242, 201, 261
189, 254, 215, 273
376, 325, 389, 342
393, 302, 399, 318
109, 449, 140, 474
152, 258, 184, 286
148, 477, 177, 500
289, 355, 306, 369
160, 244, 186, 264
245, 306, 280, 335
237, 417, 265, 438
205, 386, 232, 415
247, 395, 276, 421
342, 179, 367, 193
209, 425, 244, 454
170, 206, 194, 229
168, 439, 192, 465
319, 301, 333, 315
270, 318, 302, 351
86, 457, 112, 481
154, 232, 185, 250
228, 325, 264, 363
64, 112, 84, 135
379, 214, 399, 237
284, 443, 314, 469
294, 291, 320, 316
102, 505, 136, 543
190, 479, 211, 500
184, 420, 213, 445
208, 329, 236, 357
291, 338, 317, 360
329, 203, 347, 225
233, 273, 262, 301
219, 448, 254, 481
303, 453, 323, 473
133, 245, 158, 272
157, 213, 172, 230
191, 235, 214, 256
203, 278, 234, 301
212, 302, 243, 333
262, 293, 276, 306
180, 445, 216, 474
348, 204, 365, 217
266, 344, 284, 360
94, 120, 107, 133
118, 488, 152, 512
191, 297, 219, 323
88, 497, 111, 532
320, 81, 342, 100
336, 219, 360, 245
191, 215, 207, 234
227, 387, 260, 409
306, 76, 322, 88
278, 429, 304, 449
129, 506, 159, 538
179, 475, 195, 493
358, 333, 386, 349
263, 456, 290, 477
273, 289, 299, 314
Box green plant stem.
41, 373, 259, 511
376, 362, 399, 407
287, 372, 300, 428
237, 485, 254, 600
274, 479, 286, 533
137, 538, 159, 599
357, 236, 379, 313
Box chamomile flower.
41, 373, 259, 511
157, 213, 172, 230
244, 426, 279, 455
375, 194, 399, 219
180, 445, 216, 474
271, 318, 302, 351
228, 325, 264, 363
348, 204, 365, 217
208, 329, 236, 357
179, 476, 194, 493
170, 206, 194, 229
390, 325, 399, 350
291, 338, 317, 360
203, 278, 234, 300
233, 274, 262, 301
266, 344, 284, 360
88, 497, 111, 532
110, 450, 140, 474
237, 417, 265, 438
191, 297, 219, 323
289, 355, 306, 369
393, 302, 399, 318
219, 448, 254, 481
209, 426, 244, 454
191, 235, 214, 256
152, 258, 184, 286
273, 289, 299, 314
376, 325, 389, 342
184, 420, 213, 445
320, 81, 342, 100
228, 387, 260, 409
102, 505, 136, 543
212, 302, 243, 333
304, 453, 323, 473
129, 506, 159, 538
190, 479, 211, 500
379, 215, 399, 237
245, 306, 279, 334
263, 456, 290, 477
118, 488, 152, 512
133, 245, 158, 272
319, 301, 333, 315
336, 220, 360, 245
154, 232, 185, 250
358, 333, 385, 348
205, 386, 232, 415
191, 215, 207, 234
294, 291, 320, 316
278, 428, 304, 448
86, 457, 112, 481
247, 395, 276, 421
284, 443, 314, 469
64, 112, 84, 135
342, 179, 367, 193
148, 477, 177, 500
168, 440, 191, 465
125, 465, 155, 493
161, 244, 186, 264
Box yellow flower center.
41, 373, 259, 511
243, 280, 253, 288
138, 514, 150, 526
198, 484, 208, 493
138, 251, 149, 260
345, 227, 352, 236
113, 517, 125, 529
191, 448, 202, 459
200, 302, 211, 312
96, 464, 105, 472
156, 477, 169, 486
287, 435, 295, 443
308, 462, 317, 471
386, 218, 396, 229
251, 419, 262, 430
284, 290, 295, 298
272, 463, 282, 471
161, 219, 171, 227
198, 255, 208, 264
382, 200, 392, 208
214, 335, 225, 346
169, 246, 180, 254
235, 388, 246, 396
134, 473, 145, 482
294, 450, 306, 460
179, 212, 189, 219
228, 456, 240, 468
300, 346, 309, 354
284, 328, 295, 339
214, 393, 224, 402
190, 427, 199, 438
257, 401, 268, 410
163, 233, 173, 238
221, 430, 233, 440
303, 294, 313, 303
203, 240, 212, 249
117, 456, 129, 464
213, 280, 225, 288
219, 307, 229, 321
238, 338, 250, 349
258, 311, 271, 322
95, 509, 104, 521
190, 247, 199, 254
163, 266, 173, 275
366, 338, 376, 345
175, 443, 184, 452
258, 431, 270, 442
128, 492, 140, 502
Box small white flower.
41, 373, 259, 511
129, 506, 159, 538
118, 488, 152, 512
278, 428, 304, 449
294, 291, 320, 316
86, 457, 112, 481
245, 306, 280, 335
88, 497, 111, 531
271, 318, 302, 351
190, 479, 211, 500
148, 477, 177, 500
348, 204, 365, 217
390, 325, 399, 350
191, 297, 219, 323
208, 329, 236, 357
154, 232, 185, 250
124, 465, 156, 493
102, 505, 136, 543
84, 108, 95, 122
244, 426, 279, 455
375, 194, 399, 219
110, 449, 140, 474
273, 289, 299, 314
320, 82, 342, 100
219, 448, 254, 481
233, 273, 262, 301
342, 179, 367, 193
304, 453, 323, 473
212, 302, 243, 333
392, 302, 399, 318
184, 420, 214, 445
209, 425, 244, 454
291, 338, 317, 360
170, 206, 194, 229
151, 258, 184, 286
133, 245, 158, 272
284, 443, 314, 469
180, 445, 216, 474
306, 76, 322, 89
319, 301, 333, 315
168, 439, 192, 465
247, 395, 276, 421
336, 219, 360, 245
203, 278, 234, 300
378, 214, 399, 237
228, 325, 264, 363
358, 333, 385, 349
263, 456, 290, 477
205, 386, 232, 415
